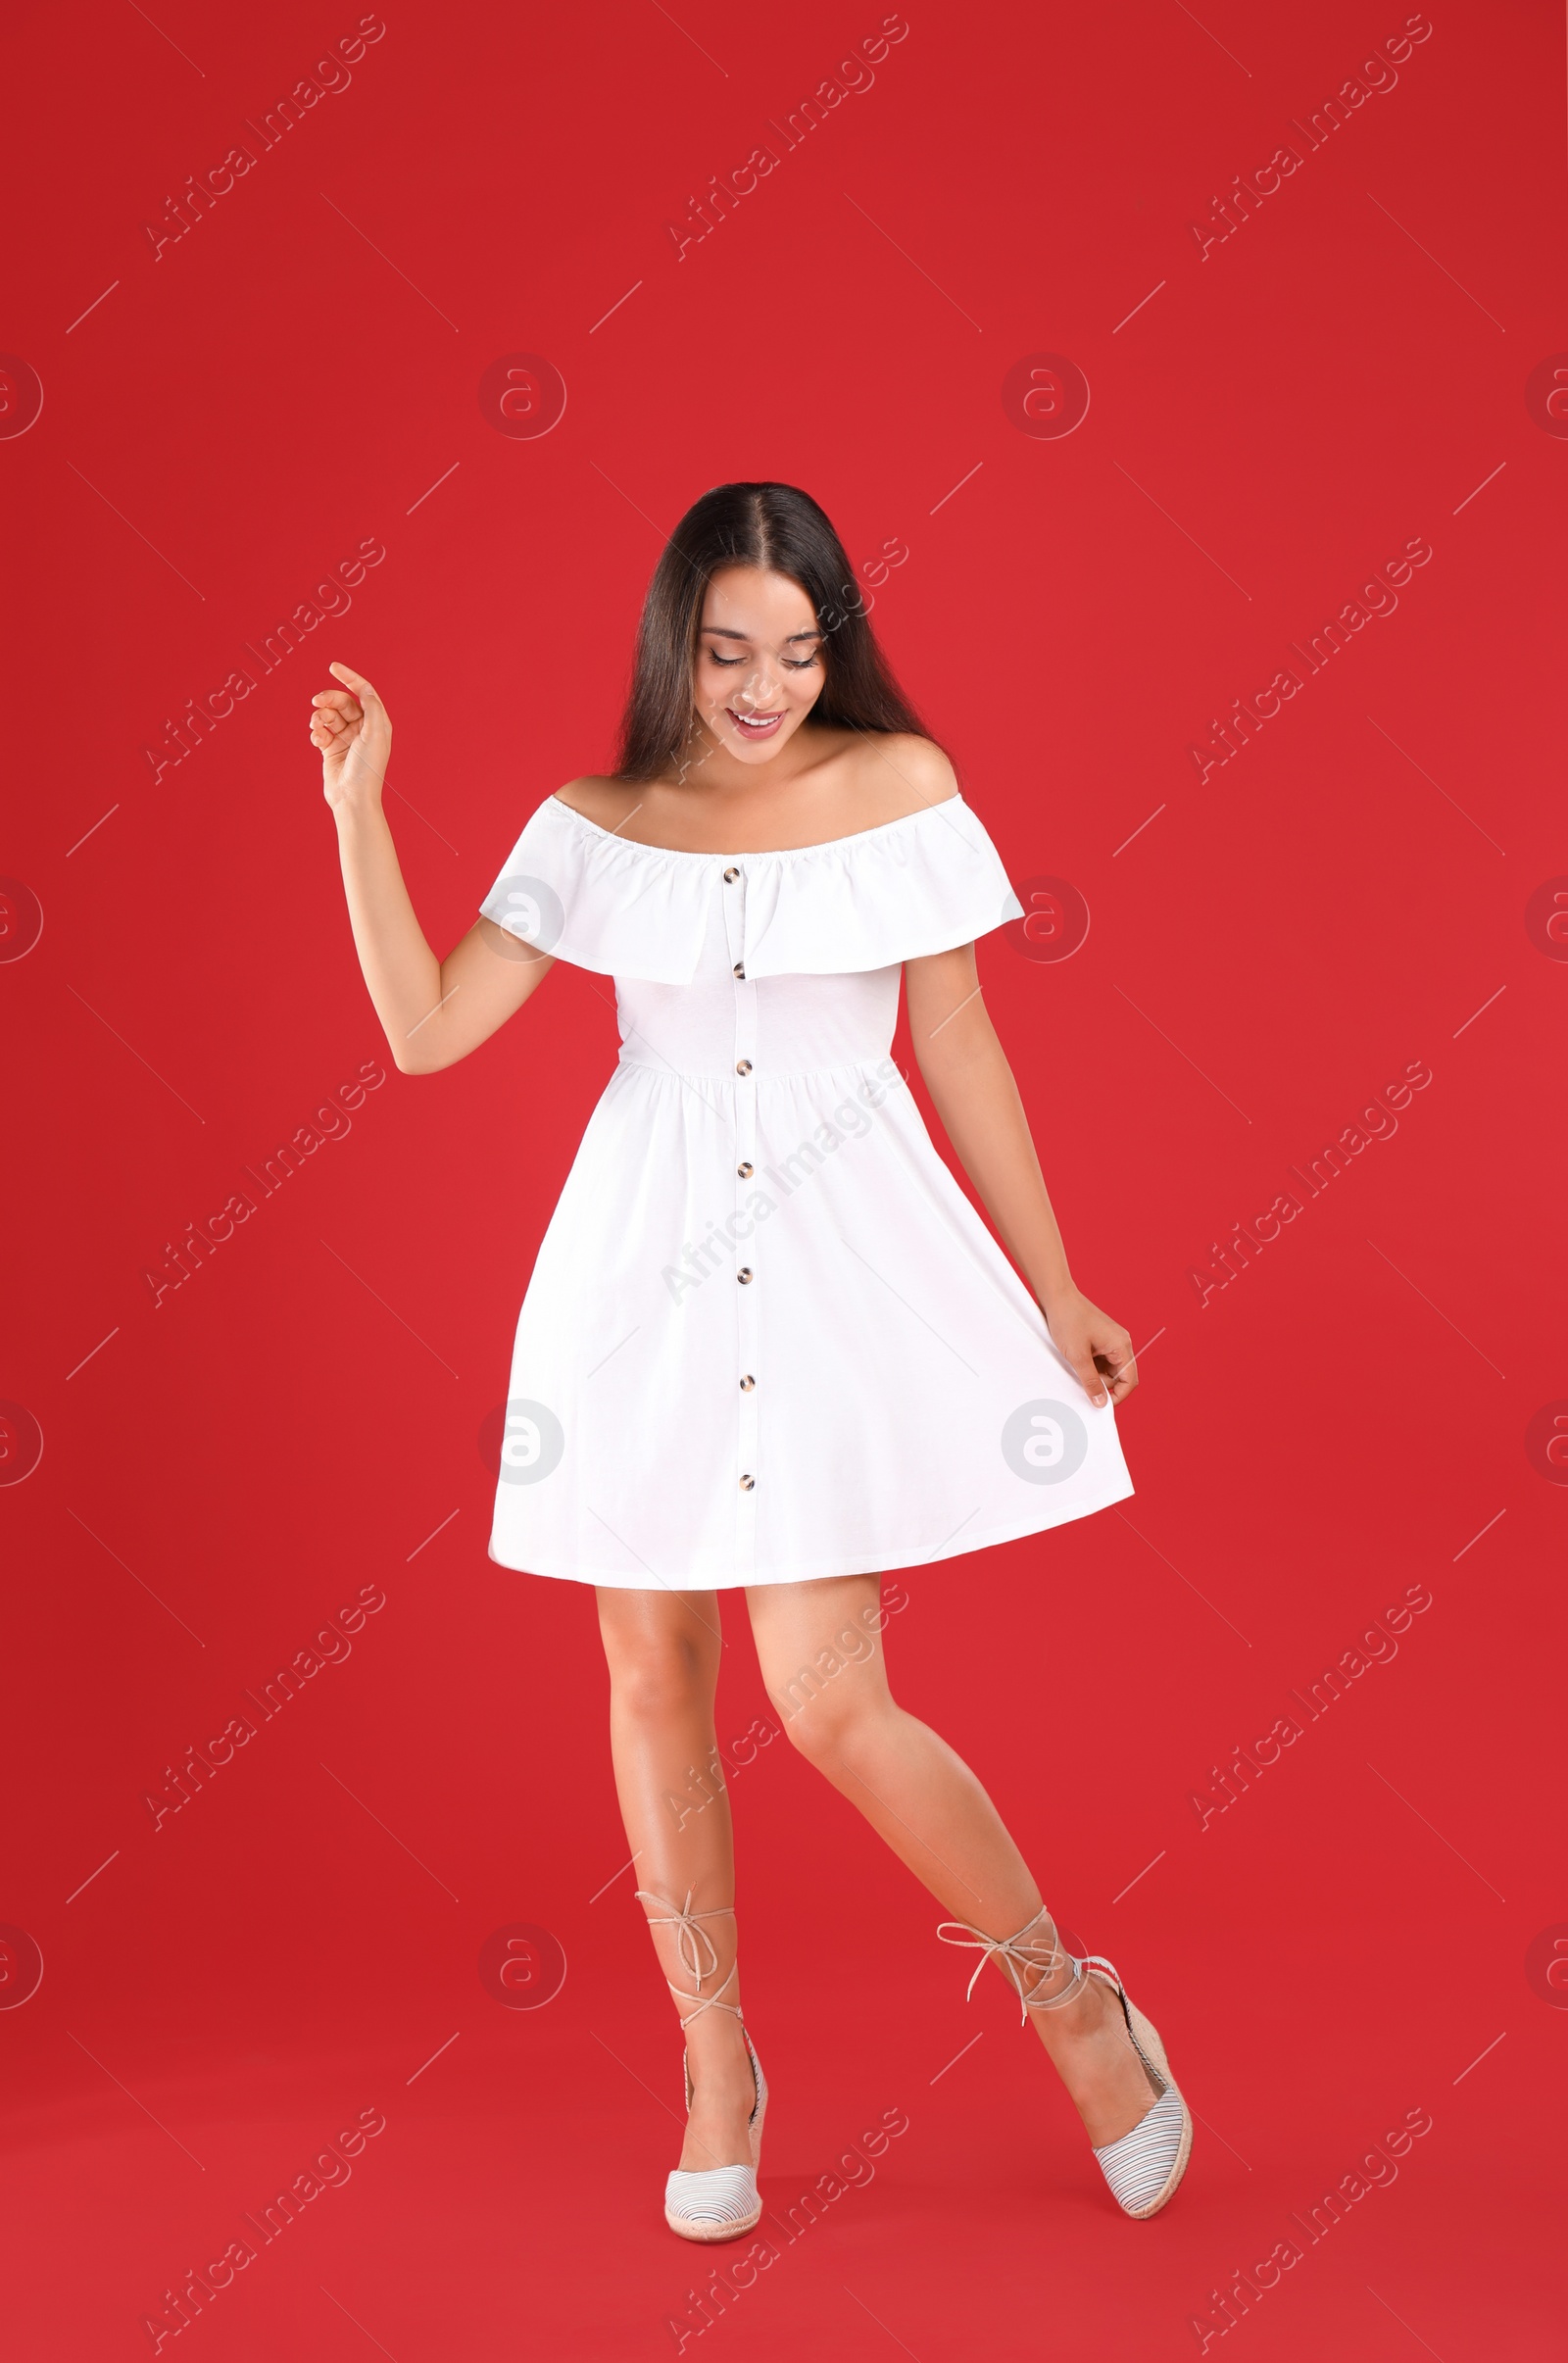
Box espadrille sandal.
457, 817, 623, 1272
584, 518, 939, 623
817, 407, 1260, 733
636, 1889, 767, 2242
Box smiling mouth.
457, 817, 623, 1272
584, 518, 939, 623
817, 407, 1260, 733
728, 709, 785, 736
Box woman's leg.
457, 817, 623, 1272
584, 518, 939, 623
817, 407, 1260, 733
596, 1587, 759, 2171
746, 1574, 1159, 2146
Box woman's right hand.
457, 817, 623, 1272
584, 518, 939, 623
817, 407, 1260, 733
311, 661, 392, 814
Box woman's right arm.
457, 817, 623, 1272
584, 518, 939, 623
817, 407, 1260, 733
312, 662, 554, 1074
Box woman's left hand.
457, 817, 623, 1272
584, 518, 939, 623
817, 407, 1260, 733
1041, 1288, 1139, 1408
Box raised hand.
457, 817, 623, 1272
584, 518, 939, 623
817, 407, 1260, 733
311, 661, 392, 812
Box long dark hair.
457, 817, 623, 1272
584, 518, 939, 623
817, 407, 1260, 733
613, 481, 939, 782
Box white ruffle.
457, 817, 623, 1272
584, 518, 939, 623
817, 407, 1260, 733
477, 792, 1023, 984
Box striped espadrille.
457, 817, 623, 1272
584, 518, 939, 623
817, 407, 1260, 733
1084, 1962, 1192, 2217
663, 2036, 767, 2241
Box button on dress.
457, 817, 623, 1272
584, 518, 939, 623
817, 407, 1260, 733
478, 792, 1134, 1589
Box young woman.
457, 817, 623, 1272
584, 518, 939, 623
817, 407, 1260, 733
313, 480, 1191, 2240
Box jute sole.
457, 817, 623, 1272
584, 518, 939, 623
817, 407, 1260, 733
665, 2201, 763, 2241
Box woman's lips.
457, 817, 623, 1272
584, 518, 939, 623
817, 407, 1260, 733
728, 709, 784, 738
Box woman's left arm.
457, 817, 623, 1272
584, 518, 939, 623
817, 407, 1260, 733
904, 943, 1138, 1410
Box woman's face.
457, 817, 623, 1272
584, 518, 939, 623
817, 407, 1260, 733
692, 565, 826, 765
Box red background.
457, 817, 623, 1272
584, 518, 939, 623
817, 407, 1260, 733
3, 2, 1564, 2355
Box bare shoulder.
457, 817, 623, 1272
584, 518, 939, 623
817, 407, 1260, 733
551, 774, 642, 829
848, 731, 960, 825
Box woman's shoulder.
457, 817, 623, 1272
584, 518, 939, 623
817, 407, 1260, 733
846, 731, 959, 825
549, 774, 642, 830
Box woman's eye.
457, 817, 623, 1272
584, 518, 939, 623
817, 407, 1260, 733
703, 648, 817, 670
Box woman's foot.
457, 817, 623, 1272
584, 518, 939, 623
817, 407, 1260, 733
679, 2013, 761, 2171
937, 1901, 1192, 2213
937, 1904, 1165, 2146
665, 2028, 768, 2241
1016, 1951, 1164, 2146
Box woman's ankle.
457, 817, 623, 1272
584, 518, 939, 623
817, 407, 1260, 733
1007, 1928, 1085, 2008
683, 2012, 753, 2077
1019, 1955, 1105, 2039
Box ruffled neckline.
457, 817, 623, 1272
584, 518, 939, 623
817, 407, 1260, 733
547, 790, 971, 866
480, 787, 1023, 983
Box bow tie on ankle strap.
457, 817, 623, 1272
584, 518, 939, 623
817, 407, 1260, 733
936, 1909, 1092, 2024
634, 1889, 735, 1987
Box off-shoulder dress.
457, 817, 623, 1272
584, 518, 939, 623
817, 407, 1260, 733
477, 791, 1134, 1589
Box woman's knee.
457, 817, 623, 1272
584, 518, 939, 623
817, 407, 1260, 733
749, 1582, 895, 1764
767, 1663, 894, 1768
599, 1597, 718, 1721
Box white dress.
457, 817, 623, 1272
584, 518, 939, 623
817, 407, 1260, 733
478, 792, 1134, 1590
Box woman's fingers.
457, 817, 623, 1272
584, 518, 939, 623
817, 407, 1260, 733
328, 660, 383, 714
1050, 1293, 1140, 1410
311, 665, 387, 787
325, 662, 391, 784
311, 693, 361, 754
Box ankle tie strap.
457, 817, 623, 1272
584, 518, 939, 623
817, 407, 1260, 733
936, 1904, 1090, 2026
635, 1889, 744, 2026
